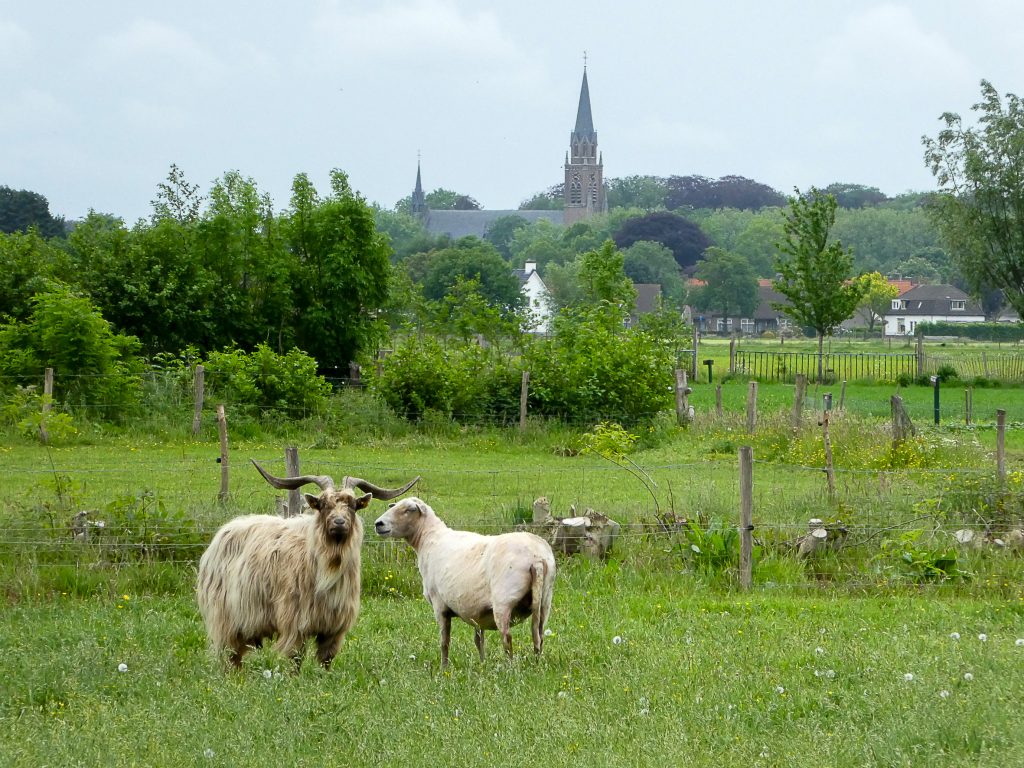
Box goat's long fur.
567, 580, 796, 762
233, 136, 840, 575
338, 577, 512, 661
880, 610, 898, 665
197, 489, 367, 669
374, 497, 556, 668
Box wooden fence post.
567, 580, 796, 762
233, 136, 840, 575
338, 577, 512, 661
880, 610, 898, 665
40, 367, 54, 444
746, 381, 758, 433
729, 337, 736, 374
285, 446, 301, 517
715, 384, 723, 418
674, 369, 691, 426
891, 395, 915, 447
822, 411, 836, 500
839, 380, 847, 411
217, 404, 229, 503
192, 364, 205, 436
519, 370, 530, 431
965, 388, 972, 426
996, 409, 1006, 483
738, 446, 754, 591
692, 325, 700, 380
915, 335, 924, 378
792, 373, 806, 428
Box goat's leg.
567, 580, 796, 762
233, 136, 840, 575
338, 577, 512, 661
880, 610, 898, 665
474, 628, 486, 662
274, 632, 305, 671
316, 631, 343, 669
226, 636, 248, 669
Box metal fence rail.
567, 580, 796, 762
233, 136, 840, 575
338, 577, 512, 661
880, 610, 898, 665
735, 351, 918, 383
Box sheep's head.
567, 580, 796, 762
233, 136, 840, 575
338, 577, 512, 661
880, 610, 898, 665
374, 497, 429, 540
307, 488, 370, 543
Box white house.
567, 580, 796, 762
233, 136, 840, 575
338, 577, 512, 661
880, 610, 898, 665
514, 261, 554, 333
883, 284, 985, 336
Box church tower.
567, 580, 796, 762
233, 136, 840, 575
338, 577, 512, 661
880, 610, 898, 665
564, 65, 606, 225
411, 157, 427, 219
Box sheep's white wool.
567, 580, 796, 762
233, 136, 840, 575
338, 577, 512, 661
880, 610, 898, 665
374, 497, 556, 668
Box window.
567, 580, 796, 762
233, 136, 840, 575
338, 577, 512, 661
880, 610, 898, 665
951, 300, 965, 311
891, 299, 901, 310
740, 318, 754, 334
716, 319, 725, 332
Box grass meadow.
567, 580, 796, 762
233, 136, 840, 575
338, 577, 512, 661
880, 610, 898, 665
2, 377, 1024, 767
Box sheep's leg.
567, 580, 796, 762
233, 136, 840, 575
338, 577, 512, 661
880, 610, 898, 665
531, 614, 543, 655
316, 632, 343, 669
438, 612, 452, 669
494, 607, 514, 658
474, 628, 486, 662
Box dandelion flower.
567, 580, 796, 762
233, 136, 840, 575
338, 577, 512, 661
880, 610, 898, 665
544, 628, 553, 637
409, 654, 416, 661
949, 632, 961, 641
815, 647, 825, 655
263, 669, 273, 679
775, 686, 785, 695
825, 669, 836, 679
978, 633, 988, 642
963, 672, 974, 681
1016, 639, 1024, 647
940, 690, 950, 699
903, 673, 914, 682
203, 748, 215, 759
612, 636, 623, 645
117, 663, 128, 673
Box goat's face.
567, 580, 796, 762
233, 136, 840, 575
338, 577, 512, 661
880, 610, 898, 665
305, 489, 371, 543
374, 497, 426, 540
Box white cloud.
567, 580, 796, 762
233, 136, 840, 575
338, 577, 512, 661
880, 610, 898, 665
0, 19, 32, 68
95, 18, 224, 84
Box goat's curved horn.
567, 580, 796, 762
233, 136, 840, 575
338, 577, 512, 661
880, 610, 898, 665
251, 459, 335, 491
342, 475, 420, 500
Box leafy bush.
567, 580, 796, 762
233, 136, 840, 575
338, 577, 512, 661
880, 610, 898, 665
524, 305, 675, 424
935, 363, 959, 382
370, 336, 521, 423
916, 321, 1024, 342
203, 344, 331, 417
0, 287, 142, 422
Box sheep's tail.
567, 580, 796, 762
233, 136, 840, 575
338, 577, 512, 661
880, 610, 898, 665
530, 558, 555, 654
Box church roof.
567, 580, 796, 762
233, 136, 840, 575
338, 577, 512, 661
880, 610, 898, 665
423, 209, 563, 240
572, 68, 596, 142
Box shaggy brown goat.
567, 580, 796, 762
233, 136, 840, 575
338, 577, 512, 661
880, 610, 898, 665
196, 461, 418, 669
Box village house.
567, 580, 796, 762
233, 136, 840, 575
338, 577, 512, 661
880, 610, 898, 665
882, 283, 985, 336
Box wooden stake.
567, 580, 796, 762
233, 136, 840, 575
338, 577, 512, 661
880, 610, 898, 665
217, 404, 229, 503
674, 369, 691, 426
729, 337, 736, 374
519, 370, 530, 431
285, 446, 301, 517
997, 409, 1006, 483
192, 364, 205, 436
839, 380, 847, 411
822, 411, 836, 500
738, 446, 754, 591
715, 384, 723, 418
40, 367, 54, 444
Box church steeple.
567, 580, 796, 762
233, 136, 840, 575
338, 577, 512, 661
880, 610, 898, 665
564, 63, 605, 225
411, 155, 427, 217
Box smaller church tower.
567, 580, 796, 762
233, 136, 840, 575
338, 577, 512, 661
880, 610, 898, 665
564, 65, 606, 225
411, 157, 428, 218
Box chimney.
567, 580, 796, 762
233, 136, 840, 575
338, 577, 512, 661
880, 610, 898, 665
525, 261, 537, 275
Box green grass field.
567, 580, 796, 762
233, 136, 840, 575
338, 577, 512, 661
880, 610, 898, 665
2, 383, 1023, 766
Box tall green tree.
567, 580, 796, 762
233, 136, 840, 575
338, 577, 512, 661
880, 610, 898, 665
0, 186, 66, 238
854, 271, 899, 332
923, 80, 1024, 318
622, 240, 685, 307
285, 170, 393, 368
692, 247, 759, 320
578, 240, 637, 314
419, 238, 523, 314
772, 188, 867, 381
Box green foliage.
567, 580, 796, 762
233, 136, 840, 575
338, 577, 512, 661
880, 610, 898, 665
91, 490, 206, 563
877, 530, 962, 581
675, 518, 749, 578
916, 321, 1024, 342
854, 271, 900, 331
203, 344, 331, 416
0, 229, 71, 321
0, 287, 142, 420
419, 238, 524, 313
0, 185, 66, 238
924, 80, 1024, 319
622, 240, 686, 307
0, 386, 78, 442
524, 305, 674, 424
370, 336, 520, 423
693, 246, 759, 318
577, 240, 637, 310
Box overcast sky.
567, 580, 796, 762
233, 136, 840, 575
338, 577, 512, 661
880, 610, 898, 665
3, 1, 1023, 223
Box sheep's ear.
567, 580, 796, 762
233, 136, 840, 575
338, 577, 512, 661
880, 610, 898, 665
304, 493, 321, 511
355, 492, 372, 510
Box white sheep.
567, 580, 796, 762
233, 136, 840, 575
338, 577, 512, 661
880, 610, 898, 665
196, 460, 418, 669
373, 497, 556, 668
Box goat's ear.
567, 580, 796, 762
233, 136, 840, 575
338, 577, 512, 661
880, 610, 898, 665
304, 493, 321, 511
355, 492, 372, 510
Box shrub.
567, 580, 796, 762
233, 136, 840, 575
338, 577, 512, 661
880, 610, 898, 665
203, 344, 331, 417
935, 363, 959, 383
0, 287, 142, 422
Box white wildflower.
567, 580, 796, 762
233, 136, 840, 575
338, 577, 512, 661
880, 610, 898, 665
963, 672, 974, 681
940, 690, 950, 699
949, 632, 961, 641
978, 633, 988, 642
612, 635, 623, 645
1016, 639, 1024, 647
775, 686, 785, 695
903, 673, 914, 682
263, 669, 273, 679
117, 663, 128, 673
544, 628, 553, 637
